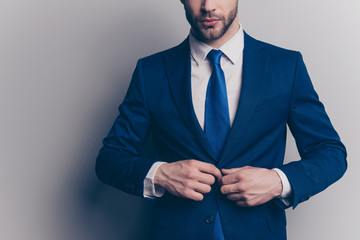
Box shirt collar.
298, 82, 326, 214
189, 23, 244, 65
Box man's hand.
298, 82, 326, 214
154, 160, 221, 201
219, 166, 282, 207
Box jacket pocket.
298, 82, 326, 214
266, 201, 287, 233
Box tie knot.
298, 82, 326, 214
207, 49, 223, 66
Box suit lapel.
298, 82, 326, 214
165, 39, 217, 162
219, 32, 270, 165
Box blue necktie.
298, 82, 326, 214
205, 50, 229, 240
205, 49, 230, 157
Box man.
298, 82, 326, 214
95, 0, 347, 239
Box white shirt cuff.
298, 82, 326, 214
273, 168, 292, 198
143, 161, 166, 199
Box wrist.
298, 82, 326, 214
271, 169, 283, 197
154, 162, 169, 188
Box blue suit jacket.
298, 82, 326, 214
96, 32, 347, 240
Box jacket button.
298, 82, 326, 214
205, 215, 215, 224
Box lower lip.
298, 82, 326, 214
201, 20, 219, 27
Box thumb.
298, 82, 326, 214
221, 168, 240, 175
222, 166, 251, 175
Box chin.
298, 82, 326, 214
201, 30, 223, 41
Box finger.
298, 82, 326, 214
195, 182, 212, 194
220, 183, 241, 195
197, 173, 216, 185
222, 166, 251, 175
219, 172, 239, 185
226, 193, 244, 201
236, 199, 250, 207
196, 162, 222, 180
185, 190, 204, 201
221, 168, 240, 175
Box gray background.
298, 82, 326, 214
2, 0, 359, 239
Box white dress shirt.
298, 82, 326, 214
143, 25, 292, 202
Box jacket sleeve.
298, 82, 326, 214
278, 52, 347, 209
95, 59, 156, 197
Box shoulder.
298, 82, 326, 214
244, 31, 300, 62
137, 38, 189, 67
